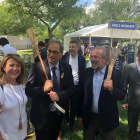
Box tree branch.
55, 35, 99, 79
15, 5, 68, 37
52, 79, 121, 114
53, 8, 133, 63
51, 17, 63, 32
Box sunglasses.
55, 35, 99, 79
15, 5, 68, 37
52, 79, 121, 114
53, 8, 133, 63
6, 53, 20, 58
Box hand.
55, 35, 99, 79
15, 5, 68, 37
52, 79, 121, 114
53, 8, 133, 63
103, 79, 113, 92
44, 80, 53, 93
77, 118, 83, 127
47, 91, 59, 102
122, 104, 128, 111
0, 101, 2, 114
0, 131, 3, 140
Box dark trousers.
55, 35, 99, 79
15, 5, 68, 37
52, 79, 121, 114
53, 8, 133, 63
59, 85, 78, 133
69, 85, 78, 128
83, 112, 116, 140
128, 106, 140, 140
35, 111, 63, 140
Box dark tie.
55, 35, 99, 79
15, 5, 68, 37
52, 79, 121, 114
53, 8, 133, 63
52, 67, 61, 115
52, 67, 59, 92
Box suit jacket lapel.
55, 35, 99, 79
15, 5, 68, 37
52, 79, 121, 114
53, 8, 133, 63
65, 52, 70, 64
78, 55, 81, 76
44, 59, 51, 80
59, 61, 64, 90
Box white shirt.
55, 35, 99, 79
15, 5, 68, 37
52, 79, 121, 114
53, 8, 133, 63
48, 62, 60, 111
91, 65, 107, 113
87, 60, 91, 68
1, 44, 17, 54
0, 84, 27, 140
136, 60, 140, 74
69, 54, 79, 85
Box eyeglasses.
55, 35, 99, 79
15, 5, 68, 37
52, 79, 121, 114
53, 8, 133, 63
90, 55, 104, 59
47, 50, 60, 55
6, 53, 20, 57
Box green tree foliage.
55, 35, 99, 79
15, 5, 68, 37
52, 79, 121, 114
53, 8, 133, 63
55, 10, 94, 40
0, 2, 36, 35
93, 0, 140, 24
6, 0, 85, 39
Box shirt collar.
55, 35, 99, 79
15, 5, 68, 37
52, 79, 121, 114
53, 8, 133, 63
48, 61, 59, 70
3, 44, 10, 47
94, 64, 107, 74
70, 54, 78, 59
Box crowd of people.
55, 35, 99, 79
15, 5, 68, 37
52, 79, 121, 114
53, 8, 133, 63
0, 37, 140, 140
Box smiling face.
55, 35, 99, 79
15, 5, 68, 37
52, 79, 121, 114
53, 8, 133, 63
90, 49, 108, 72
3, 58, 21, 82
69, 43, 79, 57
47, 42, 63, 66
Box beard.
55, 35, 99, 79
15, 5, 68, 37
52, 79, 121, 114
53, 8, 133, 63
91, 61, 98, 70
91, 60, 104, 71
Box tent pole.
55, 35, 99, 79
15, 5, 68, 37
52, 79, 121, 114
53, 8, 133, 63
111, 38, 113, 47
89, 34, 91, 46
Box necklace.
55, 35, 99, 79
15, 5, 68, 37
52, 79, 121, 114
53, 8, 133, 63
9, 84, 24, 130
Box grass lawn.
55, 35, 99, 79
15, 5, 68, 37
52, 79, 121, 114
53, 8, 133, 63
18, 51, 33, 58
22, 52, 140, 140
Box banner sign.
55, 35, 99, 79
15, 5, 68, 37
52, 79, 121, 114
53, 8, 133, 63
108, 21, 138, 30
128, 52, 134, 64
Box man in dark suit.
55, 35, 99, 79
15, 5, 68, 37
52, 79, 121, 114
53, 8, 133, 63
122, 49, 140, 140
25, 39, 75, 140
77, 46, 125, 140
59, 40, 85, 138
78, 39, 83, 56
35, 41, 47, 62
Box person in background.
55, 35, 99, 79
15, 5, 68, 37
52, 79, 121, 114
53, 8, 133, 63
117, 45, 123, 72
77, 46, 125, 140
86, 44, 90, 57
116, 43, 119, 48
81, 44, 85, 56
125, 54, 127, 65
45, 39, 50, 49
0, 53, 29, 140
25, 39, 75, 140
0, 37, 17, 54
78, 39, 83, 56
122, 49, 140, 140
35, 41, 47, 62
120, 48, 125, 73
58, 40, 85, 139
90, 44, 94, 52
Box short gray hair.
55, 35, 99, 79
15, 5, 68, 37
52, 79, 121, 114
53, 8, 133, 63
47, 39, 64, 53
93, 46, 109, 60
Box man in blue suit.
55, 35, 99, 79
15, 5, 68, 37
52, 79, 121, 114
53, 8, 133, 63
77, 46, 125, 140
58, 40, 85, 139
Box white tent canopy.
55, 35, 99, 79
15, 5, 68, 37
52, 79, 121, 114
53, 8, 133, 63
64, 23, 140, 51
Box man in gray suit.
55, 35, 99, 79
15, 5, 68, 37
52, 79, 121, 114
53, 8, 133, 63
122, 49, 140, 140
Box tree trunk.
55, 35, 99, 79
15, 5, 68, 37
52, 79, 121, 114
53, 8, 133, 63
48, 31, 53, 39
